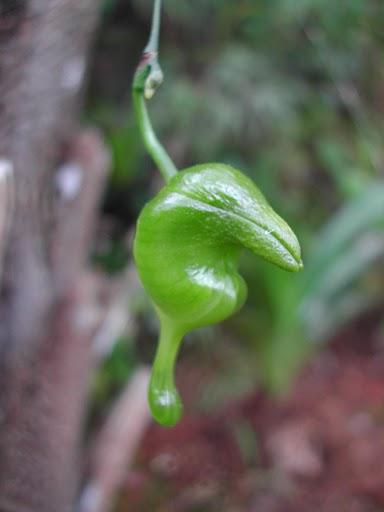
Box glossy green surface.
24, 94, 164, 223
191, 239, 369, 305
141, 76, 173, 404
134, 163, 302, 426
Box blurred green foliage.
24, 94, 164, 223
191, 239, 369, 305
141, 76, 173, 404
90, 337, 138, 423
93, 237, 129, 275
89, 0, 384, 398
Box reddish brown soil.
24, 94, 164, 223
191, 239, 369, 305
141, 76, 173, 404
118, 316, 384, 512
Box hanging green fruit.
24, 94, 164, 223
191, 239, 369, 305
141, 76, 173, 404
132, 0, 303, 426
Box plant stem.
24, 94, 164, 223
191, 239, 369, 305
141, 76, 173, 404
144, 0, 162, 55
132, 92, 178, 182
133, 0, 178, 183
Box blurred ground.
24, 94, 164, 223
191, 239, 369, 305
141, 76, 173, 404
115, 311, 384, 512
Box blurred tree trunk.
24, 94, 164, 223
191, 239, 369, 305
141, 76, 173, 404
0, 2, 108, 511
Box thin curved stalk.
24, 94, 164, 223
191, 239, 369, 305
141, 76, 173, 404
132, 0, 177, 183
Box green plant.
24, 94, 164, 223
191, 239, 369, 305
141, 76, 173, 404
132, 0, 302, 426
300, 179, 384, 341
246, 180, 384, 394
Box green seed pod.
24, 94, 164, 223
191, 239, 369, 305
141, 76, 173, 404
134, 163, 302, 426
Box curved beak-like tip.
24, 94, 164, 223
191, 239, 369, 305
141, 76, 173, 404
281, 252, 303, 272
245, 223, 304, 273
287, 241, 304, 272
270, 231, 303, 273
275, 219, 303, 273
293, 258, 304, 272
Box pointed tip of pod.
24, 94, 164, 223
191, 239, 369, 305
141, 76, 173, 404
257, 212, 303, 273
262, 231, 303, 273
283, 234, 304, 272
148, 381, 183, 427
291, 259, 304, 272
283, 251, 304, 272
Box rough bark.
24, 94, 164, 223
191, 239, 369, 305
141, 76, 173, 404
0, 159, 13, 283
0, 2, 108, 511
